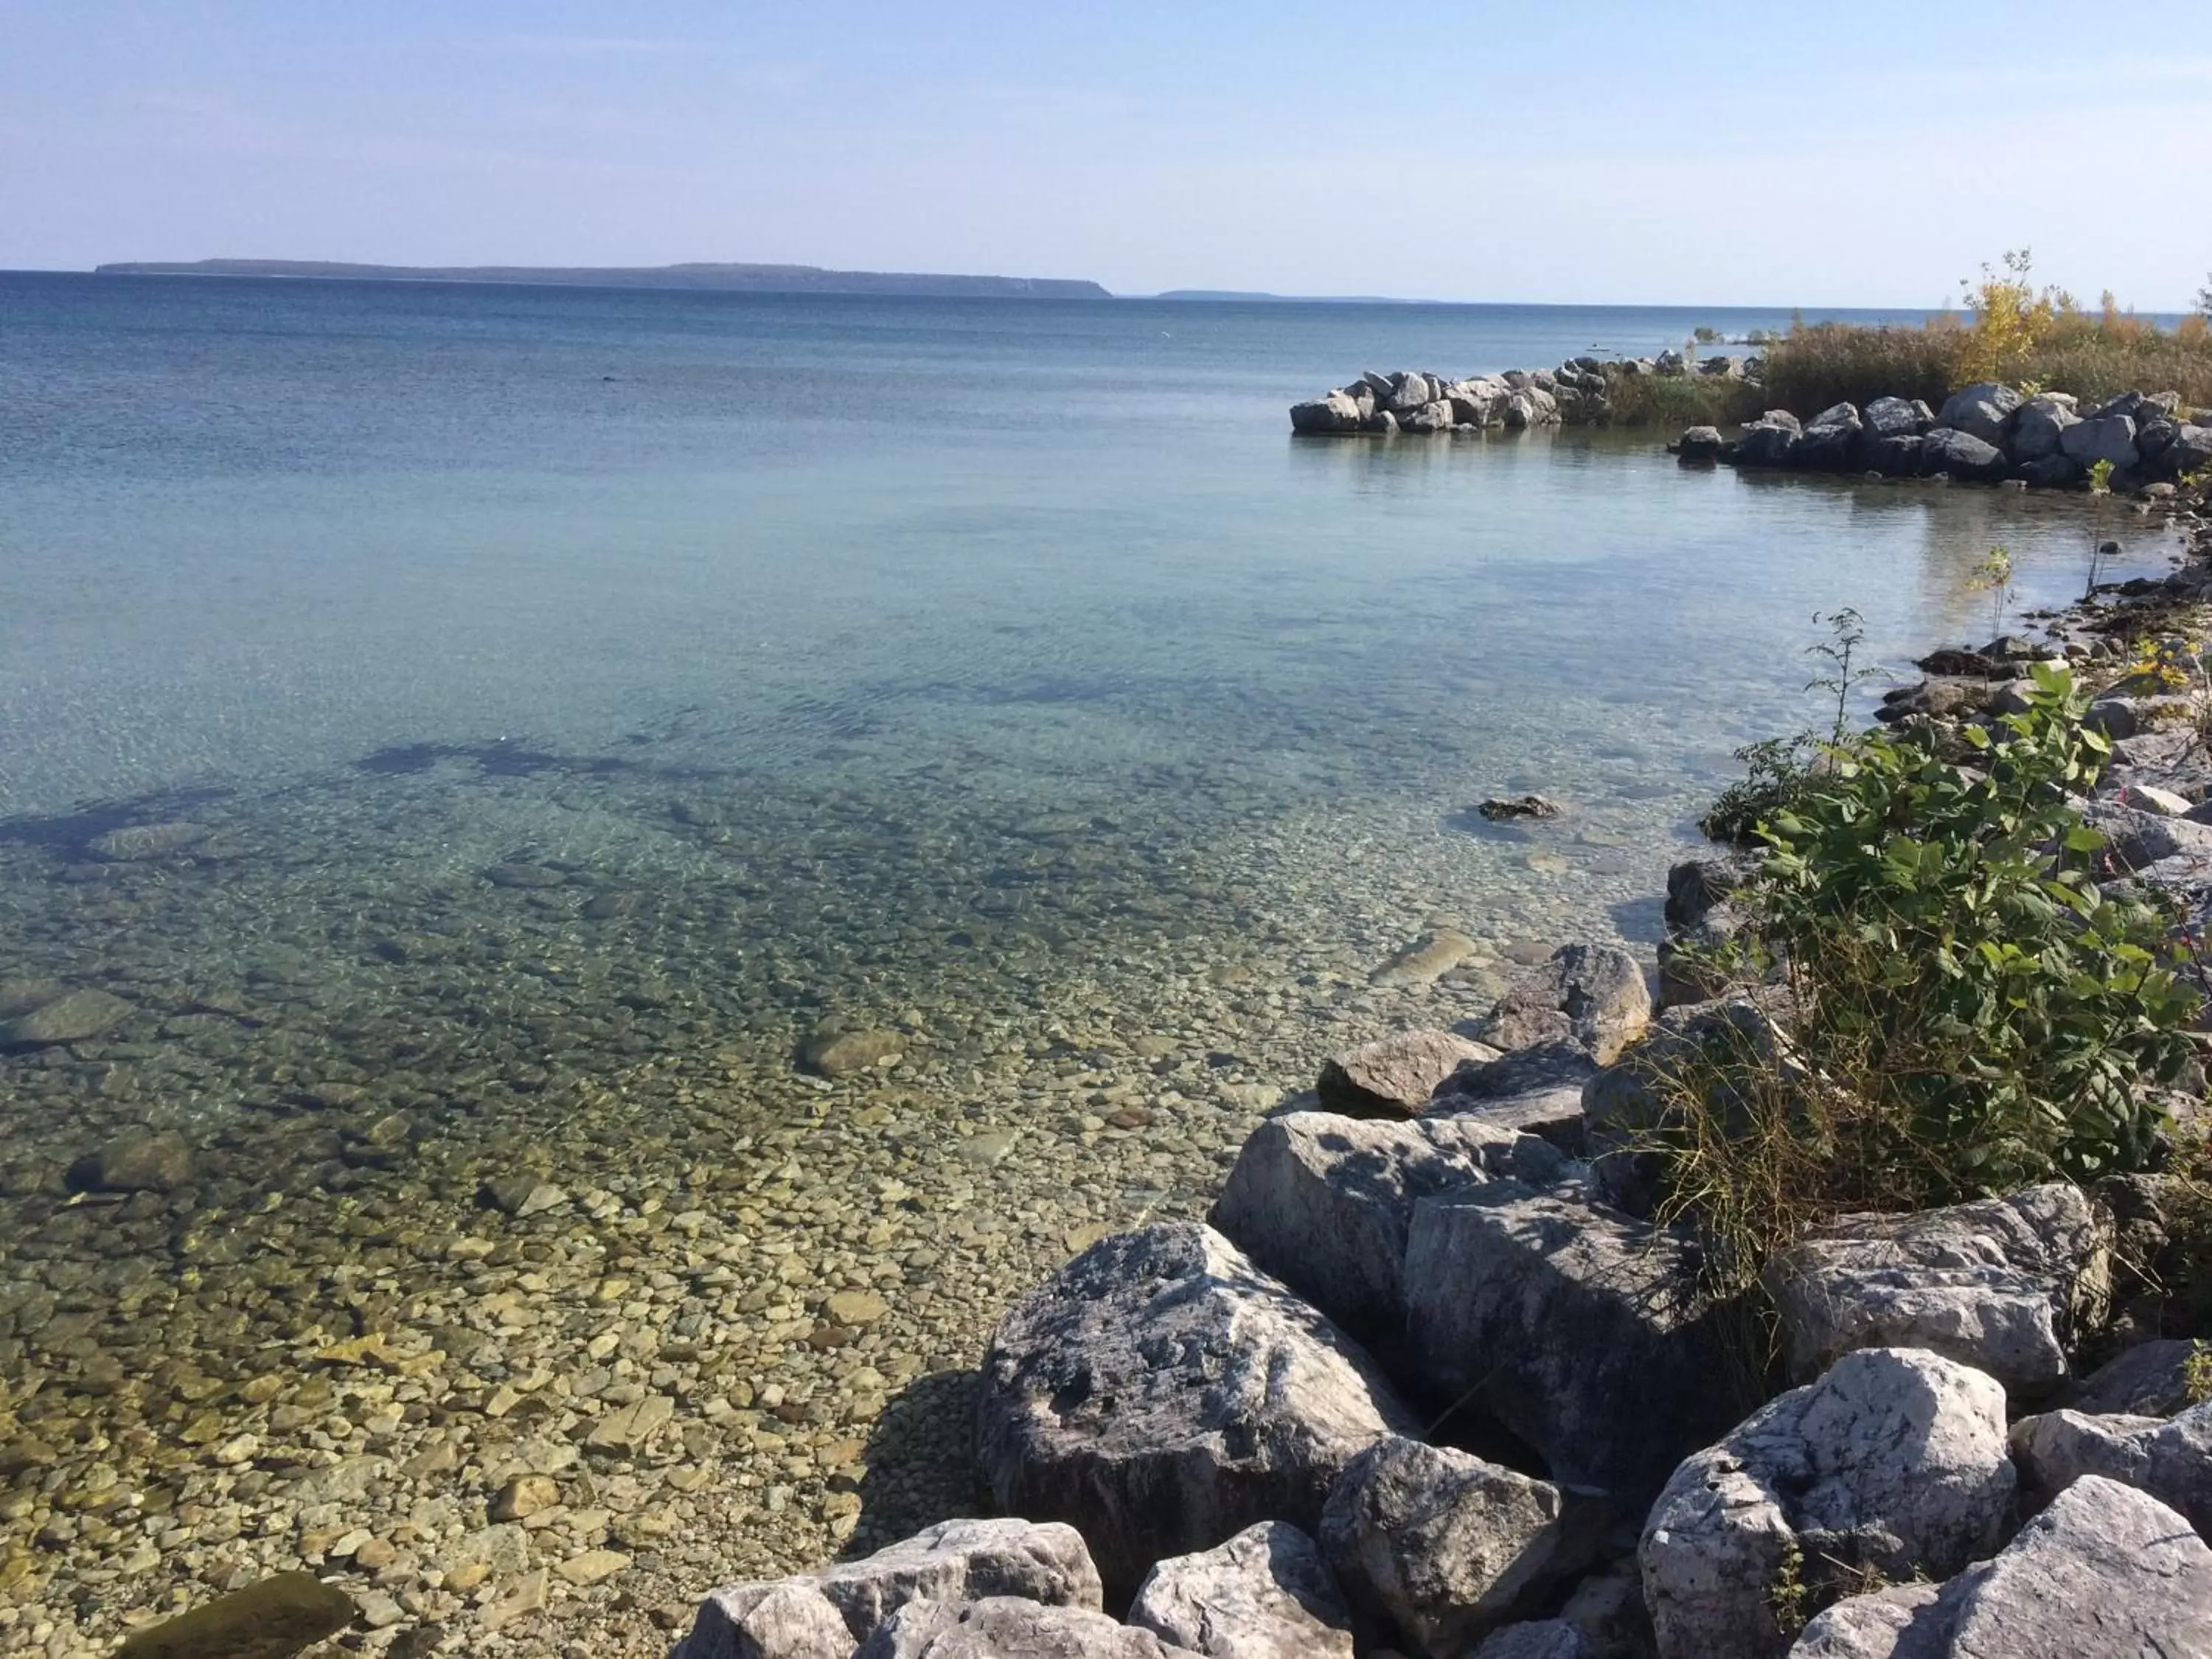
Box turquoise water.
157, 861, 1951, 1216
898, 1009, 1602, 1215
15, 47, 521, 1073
0, 274, 2183, 1650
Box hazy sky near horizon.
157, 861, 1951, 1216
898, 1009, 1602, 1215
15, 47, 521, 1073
4, 1, 2208, 308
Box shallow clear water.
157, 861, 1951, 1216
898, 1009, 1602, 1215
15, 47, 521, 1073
0, 274, 2181, 1649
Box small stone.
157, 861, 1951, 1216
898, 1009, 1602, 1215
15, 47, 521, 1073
445, 1562, 490, 1594
116, 1571, 356, 1658
67, 1130, 196, 1193
492, 1475, 560, 1521
88, 821, 211, 861
959, 1130, 1019, 1166
515, 1183, 568, 1219
352, 1538, 399, 1571
825, 1290, 890, 1326
1477, 795, 1563, 821
587, 1394, 674, 1453
800, 1024, 905, 1077
485, 862, 567, 888
480, 1568, 549, 1630
557, 1548, 630, 1586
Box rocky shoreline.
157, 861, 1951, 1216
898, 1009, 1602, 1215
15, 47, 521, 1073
621, 476, 2212, 1658
1288, 356, 1753, 436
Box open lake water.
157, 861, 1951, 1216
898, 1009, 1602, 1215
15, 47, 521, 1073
0, 274, 2179, 1652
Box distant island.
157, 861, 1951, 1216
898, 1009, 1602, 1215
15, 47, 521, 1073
92, 259, 1111, 300
1151, 289, 1430, 304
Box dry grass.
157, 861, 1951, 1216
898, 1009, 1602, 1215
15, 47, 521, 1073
1601, 371, 1764, 429
1759, 308, 2212, 420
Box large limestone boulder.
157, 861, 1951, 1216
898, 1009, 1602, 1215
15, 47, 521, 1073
1796, 403, 1863, 472
1642, 1348, 2014, 1659
1402, 1180, 1736, 1500
1935, 382, 2022, 446
1211, 1112, 1561, 1345
678, 1519, 1105, 1658
1761, 1184, 2109, 1397
2067, 1338, 2199, 1416
978, 1222, 1419, 1590
2059, 414, 2140, 471
1387, 372, 1438, 413
1316, 1029, 1502, 1119
1127, 1523, 1354, 1659
1789, 1475, 2212, 1658
1321, 1435, 1587, 1658
1471, 1623, 1601, 1658
2008, 395, 2079, 462
1860, 396, 1927, 441
1734, 414, 1801, 467
1427, 1040, 1594, 1151
2011, 1399, 2212, 1538
1290, 393, 1363, 435
856, 1598, 1204, 1659
1477, 942, 1651, 1064
1920, 427, 2010, 481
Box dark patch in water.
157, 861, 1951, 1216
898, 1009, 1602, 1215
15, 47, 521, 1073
353, 737, 675, 782
0, 787, 233, 855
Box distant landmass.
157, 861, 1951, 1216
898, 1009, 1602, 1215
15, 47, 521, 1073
1150, 290, 1431, 304
93, 260, 1112, 300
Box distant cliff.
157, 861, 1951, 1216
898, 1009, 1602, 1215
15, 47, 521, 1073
92, 260, 1113, 299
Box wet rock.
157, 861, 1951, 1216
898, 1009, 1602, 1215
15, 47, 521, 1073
1127, 1522, 1354, 1659
1935, 382, 2021, 447
1920, 428, 2010, 482
1791, 1475, 2212, 1658
1761, 1183, 2108, 1396
1477, 795, 1562, 821
1674, 426, 1725, 464
0, 986, 132, 1046
801, 1024, 906, 1077
67, 1130, 196, 1194
2010, 1399, 2212, 1537
1369, 929, 1479, 987
1211, 1111, 1559, 1343
978, 1222, 1419, 1590
1291, 393, 1364, 435
856, 1598, 1203, 1658
1477, 942, 1650, 1063
1315, 1029, 1502, 1119
1642, 1348, 2014, 1659
1322, 1435, 1587, 1656
1734, 412, 1802, 468
116, 1571, 356, 1659
484, 860, 568, 888
88, 820, 211, 860
1404, 1180, 1736, 1501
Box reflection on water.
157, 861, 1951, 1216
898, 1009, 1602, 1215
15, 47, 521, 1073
0, 275, 2184, 1652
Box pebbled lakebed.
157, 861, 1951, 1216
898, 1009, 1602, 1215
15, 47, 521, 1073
0, 276, 2185, 1654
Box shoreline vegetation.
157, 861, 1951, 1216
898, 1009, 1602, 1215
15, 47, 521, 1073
1293, 257, 2212, 479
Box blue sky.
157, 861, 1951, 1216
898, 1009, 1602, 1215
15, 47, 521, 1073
3, 1, 2207, 306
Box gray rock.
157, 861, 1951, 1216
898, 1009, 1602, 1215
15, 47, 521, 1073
857, 1599, 1203, 1659
1935, 383, 2022, 446
680, 1519, 1105, 1658
1797, 403, 1863, 472
978, 1222, 1419, 1590
1388, 373, 1437, 413
67, 1130, 196, 1194
1403, 1180, 1736, 1500
1861, 397, 1927, 440
1581, 991, 1800, 1152
2008, 396, 2079, 463
1478, 942, 1651, 1065
1316, 1030, 1502, 1119
0, 987, 132, 1046
1211, 1112, 1558, 1343
1734, 417, 1801, 468
2059, 414, 2139, 471
801, 1024, 905, 1077
2168, 423, 2212, 476
2067, 1338, 2199, 1417
1127, 1523, 1354, 1659
1791, 1475, 2212, 1659
1762, 1183, 2109, 1396
1291, 393, 1363, 435
86, 820, 212, 860
2081, 798, 2212, 873
1860, 434, 1924, 476
1322, 1435, 1587, 1657
1400, 400, 1456, 434
675, 1582, 859, 1659
1919, 428, 2009, 481
2011, 1400, 2212, 1538
1677, 425, 1725, 462
1642, 1349, 2014, 1659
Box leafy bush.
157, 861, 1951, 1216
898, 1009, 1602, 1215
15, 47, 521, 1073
1661, 666, 2199, 1270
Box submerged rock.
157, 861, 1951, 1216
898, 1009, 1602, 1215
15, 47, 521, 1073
800, 1023, 906, 1077
1370, 929, 1478, 987
1920, 427, 2010, 481
1127, 1522, 1354, 1659
87, 819, 212, 860
1477, 795, 1562, 821
116, 1572, 356, 1659
67, 1130, 196, 1194
977, 1222, 1419, 1590
0, 987, 132, 1047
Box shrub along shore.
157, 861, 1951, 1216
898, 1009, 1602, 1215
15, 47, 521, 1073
617, 477, 2212, 1659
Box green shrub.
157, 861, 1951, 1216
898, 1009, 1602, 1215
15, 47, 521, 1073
1661, 665, 2199, 1272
